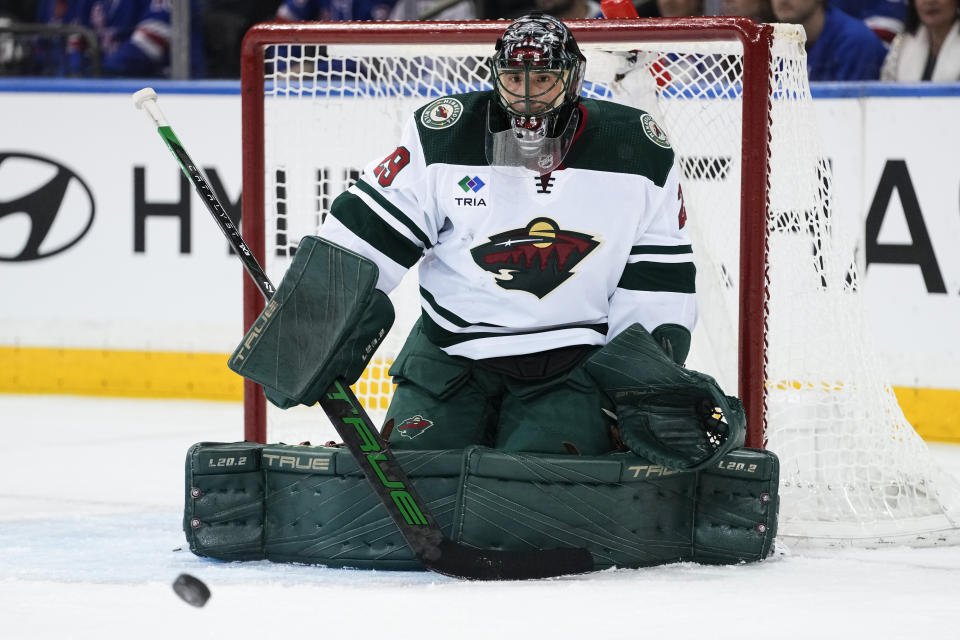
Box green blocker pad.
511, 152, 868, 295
228, 236, 394, 407
184, 444, 778, 570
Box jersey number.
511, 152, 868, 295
677, 184, 687, 229
374, 147, 411, 187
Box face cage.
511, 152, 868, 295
490, 59, 579, 119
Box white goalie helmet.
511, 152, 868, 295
486, 13, 587, 175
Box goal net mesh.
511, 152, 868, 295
248, 21, 960, 547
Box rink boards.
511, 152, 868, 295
0, 79, 957, 441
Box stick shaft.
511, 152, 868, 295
161, 126, 276, 300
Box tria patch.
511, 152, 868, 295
420, 97, 463, 130
470, 217, 599, 298
458, 175, 485, 192
641, 113, 671, 149
397, 414, 434, 439
455, 197, 486, 207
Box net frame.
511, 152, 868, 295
239, 17, 774, 446
238, 18, 960, 547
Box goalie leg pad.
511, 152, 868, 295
585, 323, 746, 472
228, 236, 395, 408
184, 443, 779, 569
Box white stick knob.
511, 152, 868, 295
132, 87, 168, 127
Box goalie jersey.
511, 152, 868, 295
320, 90, 696, 360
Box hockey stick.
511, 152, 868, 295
132, 88, 593, 580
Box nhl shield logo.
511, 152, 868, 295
420, 97, 463, 130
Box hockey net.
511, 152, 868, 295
239, 19, 960, 547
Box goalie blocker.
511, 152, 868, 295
229, 236, 394, 408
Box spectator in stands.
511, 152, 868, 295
0, 0, 35, 21
389, 0, 476, 19
632, 0, 662, 15
881, 0, 960, 79
472, 0, 538, 19
273, 0, 412, 76
60, 0, 204, 77
833, 0, 907, 43
772, 0, 888, 80
1, 0, 40, 74
656, 0, 702, 16
205, 1, 279, 78
276, 0, 478, 21
274, 0, 396, 21
534, 0, 603, 19
29, 0, 78, 75
722, 0, 775, 22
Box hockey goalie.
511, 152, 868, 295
188, 13, 779, 573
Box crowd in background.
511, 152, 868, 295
0, 0, 957, 81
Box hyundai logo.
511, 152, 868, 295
0, 152, 95, 261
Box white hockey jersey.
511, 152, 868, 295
320, 91, 696, 360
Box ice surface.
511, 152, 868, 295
1, 394, 959, 639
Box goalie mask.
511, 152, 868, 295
486, 13, 586, 175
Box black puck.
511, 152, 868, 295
172, 573, 211, 607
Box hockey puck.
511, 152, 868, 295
172, 573, 210, 607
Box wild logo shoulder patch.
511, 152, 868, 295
641, 113, 671, 149
470, 217, 599, 298
420, 97, 463, 130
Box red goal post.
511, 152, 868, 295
239, 18, 775, 447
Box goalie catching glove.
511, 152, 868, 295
585, 323, 746, 471
228, 236, 395, 409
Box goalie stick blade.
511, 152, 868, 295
427, 538, 594, 581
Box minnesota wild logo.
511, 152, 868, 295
470, 218, 599, 298
641, 113, 671, 149
420, 97, 463, 130
397, 414, 434, 439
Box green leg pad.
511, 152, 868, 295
455, 447, 779, 568
184, 443, 462, 569
456, 449, 698, 567
184, 443, 779, 570
261, 447, 462, 569
184, 442, 266, 561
